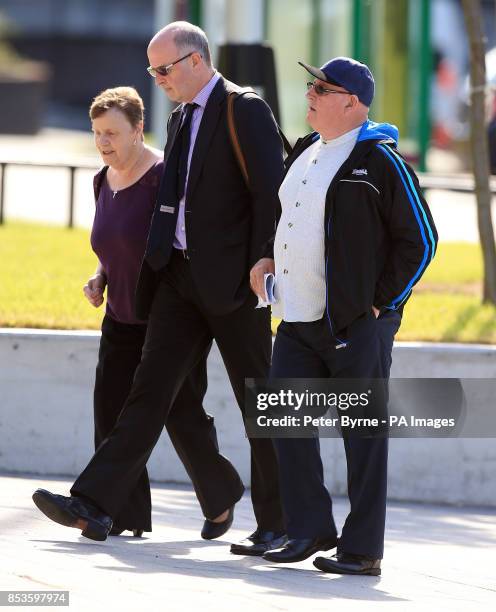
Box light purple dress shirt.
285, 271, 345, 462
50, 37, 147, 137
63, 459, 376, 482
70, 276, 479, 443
173, 71, 221, 249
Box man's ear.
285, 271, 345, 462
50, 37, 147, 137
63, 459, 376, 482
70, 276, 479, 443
343, 95, 361, 116
345, 94, 359, 110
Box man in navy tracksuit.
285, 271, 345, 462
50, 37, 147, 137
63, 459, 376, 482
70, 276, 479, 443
250, 57, 437, 575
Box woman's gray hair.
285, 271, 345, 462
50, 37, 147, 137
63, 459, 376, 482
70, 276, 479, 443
173, 23, 212, 67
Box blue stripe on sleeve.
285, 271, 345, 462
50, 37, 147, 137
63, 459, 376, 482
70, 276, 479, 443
377, 144, 435, 308
383, 146, 437, 260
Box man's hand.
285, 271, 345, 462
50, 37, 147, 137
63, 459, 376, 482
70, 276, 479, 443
250, 258, 275, 300
372, 305, 380, 318
83, 273, 106, 308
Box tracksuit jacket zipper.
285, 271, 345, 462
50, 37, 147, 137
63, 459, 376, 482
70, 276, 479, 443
323, 145, 370, 345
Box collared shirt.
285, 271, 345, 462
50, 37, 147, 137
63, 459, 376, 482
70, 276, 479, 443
272, 126, 361, 322
173, 71, 221, 249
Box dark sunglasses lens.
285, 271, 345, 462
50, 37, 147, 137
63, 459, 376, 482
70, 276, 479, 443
307, 82, 326, 95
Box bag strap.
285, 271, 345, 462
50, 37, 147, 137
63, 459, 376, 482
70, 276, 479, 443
278, 126, 292, 158
227, 91, 292, 187
227, 92, 249, 185
93, 165, 109, 201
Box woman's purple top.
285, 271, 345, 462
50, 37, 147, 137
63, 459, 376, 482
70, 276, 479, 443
90, 161, 163, 324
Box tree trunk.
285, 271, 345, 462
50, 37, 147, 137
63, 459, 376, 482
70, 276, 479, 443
462, 0, 496, 304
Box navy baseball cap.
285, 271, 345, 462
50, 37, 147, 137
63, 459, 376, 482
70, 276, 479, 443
299, 56, 375, 107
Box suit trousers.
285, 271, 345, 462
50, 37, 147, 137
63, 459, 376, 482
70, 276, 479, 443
93, 313, 243, 529
72, 250, 284, 531
270, 310, 401, 558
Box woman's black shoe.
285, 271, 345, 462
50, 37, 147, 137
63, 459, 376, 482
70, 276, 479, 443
201, 506, 234, 540
109, 527, 144, 537
109, 526, 124, 536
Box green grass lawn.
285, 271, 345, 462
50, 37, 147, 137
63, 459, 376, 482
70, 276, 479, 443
0, 222, 102, 330
1, 222, 495, 343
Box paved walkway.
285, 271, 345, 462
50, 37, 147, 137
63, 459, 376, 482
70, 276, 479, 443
1, 474, 495, 611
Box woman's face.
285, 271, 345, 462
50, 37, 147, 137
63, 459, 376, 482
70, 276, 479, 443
92, 107, 142, 169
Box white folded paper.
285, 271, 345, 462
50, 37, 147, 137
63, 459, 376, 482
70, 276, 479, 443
256, 273, 277, 308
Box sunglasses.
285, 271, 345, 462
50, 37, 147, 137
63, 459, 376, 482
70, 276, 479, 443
306, 81, 352, 96
147, 51, 195, 77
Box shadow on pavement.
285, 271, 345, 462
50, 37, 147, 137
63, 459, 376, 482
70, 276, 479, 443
30, 538, 407, 603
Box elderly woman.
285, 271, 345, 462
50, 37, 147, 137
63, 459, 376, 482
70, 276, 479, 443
84, 86, 243, 538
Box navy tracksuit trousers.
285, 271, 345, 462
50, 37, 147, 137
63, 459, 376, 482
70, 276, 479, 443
270, 310, 401, 559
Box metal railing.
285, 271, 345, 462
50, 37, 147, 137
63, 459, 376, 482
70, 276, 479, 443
0, 160, 99, 228
417, 172, 496, 193
0, 161, 495, 229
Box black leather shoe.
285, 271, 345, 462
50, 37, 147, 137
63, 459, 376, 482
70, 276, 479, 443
32, 488, 113, 541
262, 535, 337, 563
109, 526, 124, 536
109, 527, 144, 537
313, 552, 381, 576
230, 529, 288, 556
201, 507, 234, 540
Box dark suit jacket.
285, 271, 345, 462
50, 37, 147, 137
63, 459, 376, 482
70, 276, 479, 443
136, 75, 285, 318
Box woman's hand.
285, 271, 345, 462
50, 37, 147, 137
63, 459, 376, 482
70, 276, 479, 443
83, 273, 106, 307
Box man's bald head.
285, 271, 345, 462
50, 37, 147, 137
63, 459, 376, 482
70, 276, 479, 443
148, 21, 212, 68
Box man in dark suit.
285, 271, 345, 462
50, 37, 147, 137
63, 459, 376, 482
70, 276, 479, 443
32, 21, 286, 554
